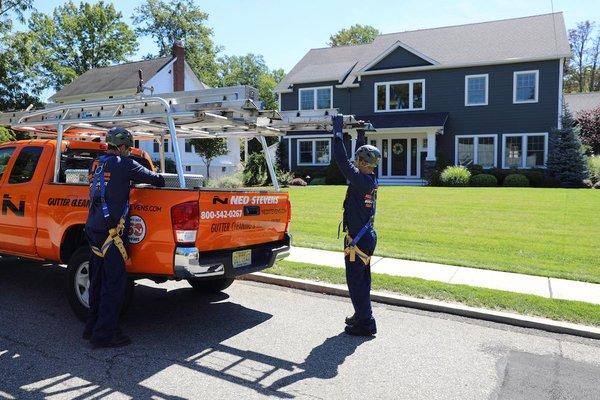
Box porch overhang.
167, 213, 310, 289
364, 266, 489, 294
357, 112, 449, 161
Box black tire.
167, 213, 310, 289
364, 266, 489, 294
187, 277, 234, 293
66, 246, 134, 321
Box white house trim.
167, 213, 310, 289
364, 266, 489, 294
360, 40, 439, 72
298, 86, 333, 111
296, 138, 332, 166
374, 79, 425, 113
501, 132, 549, 169
513, 70, 539, 104
464, 74, 489, 106
558, 58, 564, 128
454, 134, 497, 168
285, 134, 334, 139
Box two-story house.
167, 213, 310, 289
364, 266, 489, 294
50, 42, 241, 179
276, 13, 571, 185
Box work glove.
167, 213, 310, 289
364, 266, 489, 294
332, 115, 344, 139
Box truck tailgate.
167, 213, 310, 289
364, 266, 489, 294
196, 190, 290, 251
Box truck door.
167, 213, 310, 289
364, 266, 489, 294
0, 145, 45, 256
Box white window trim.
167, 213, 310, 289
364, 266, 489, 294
513, 70, 539, 104
296, 138, 331, 166
464, 74, 489, 106
501, 133, 548, 169
374, 79, 426, 113
298, 86, 333, 111
454, 135, 497, 168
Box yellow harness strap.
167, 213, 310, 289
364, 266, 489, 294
344, 235, 371, 265
90, 216, 128, 261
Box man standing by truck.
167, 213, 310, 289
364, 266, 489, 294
331, 115, 381, 337
85, 127, 165, 348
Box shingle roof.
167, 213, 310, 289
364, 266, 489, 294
564, 92, 600, 115
276, 13, 571, 91
50, 57, 173, 100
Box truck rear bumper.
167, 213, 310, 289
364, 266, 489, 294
174, 234, 291, 280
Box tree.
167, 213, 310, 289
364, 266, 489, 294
547, 107, 588, 186
189, 138, 228, 180
328, 24, 380, 47
133, 0, 220, 87
0, 0, 33, 26
568, 21, 595, 92
589, 32, 600, 91
27, 1, 137, 91
0, 126, 14, 143
217, 53, 284, 110
577, 106, 600, 155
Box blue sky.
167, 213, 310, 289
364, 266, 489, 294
14, 0, 599, 73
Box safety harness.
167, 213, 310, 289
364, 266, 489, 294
89, 155, 129, 261
341, 181, 378, 266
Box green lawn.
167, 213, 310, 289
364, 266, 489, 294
288, 186, 600, 283
267, 260, 600, 327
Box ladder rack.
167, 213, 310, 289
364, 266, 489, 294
0, 86, 373, 190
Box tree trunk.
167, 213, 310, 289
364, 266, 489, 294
206, 160, 211, 180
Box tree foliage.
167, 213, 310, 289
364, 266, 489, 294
328, 24, 380, 47
189, 138, 228, 179
576, 106, 600, 155
218, 53, 284, 110
547, 108, 588, 186
133, 0, 220, 87
27, 1, 137, 92
565, 20, 600, 93
0, 126, 15, 143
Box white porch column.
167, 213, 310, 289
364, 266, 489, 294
244, 137, 249, 162
426, 131, 437, 161
350, 133, 357, 160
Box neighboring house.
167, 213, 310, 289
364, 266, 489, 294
276, 13, 570, 185
49, 42, 240, 179
564, 92, 600, 116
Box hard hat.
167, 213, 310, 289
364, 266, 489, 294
355, 144, 381, 167
106, 127, 133, 149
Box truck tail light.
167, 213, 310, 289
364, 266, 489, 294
171, 201, 199, 245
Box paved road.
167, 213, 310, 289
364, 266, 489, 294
1, 258, 600, 400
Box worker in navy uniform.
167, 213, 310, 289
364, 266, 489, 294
332, 115, 381, 337
84, 127, 165, 348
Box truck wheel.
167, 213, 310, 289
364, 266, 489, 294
66, 246, 134, 321
187, 277, 234, 293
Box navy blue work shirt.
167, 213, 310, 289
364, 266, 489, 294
86, 155, 165, 232
332, 136, 378, 237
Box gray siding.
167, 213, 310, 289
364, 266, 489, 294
282, 59, 560, 170
368, 46, 432, 71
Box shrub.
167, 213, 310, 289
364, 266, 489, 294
583, 179, 594, 188
503, 174, 529, 187
310, 177, 326, 185
541, 175, 561, 188
290, 177, 307, 186
547, 107, 588, 186
206, 173, 244, 188
440, 166, 471, 187
470, 173, 498, 187
594, 181, 600, 189
588, 156, 600, 184
522, 169, 545, 187
243, 152, 291, 187
424, 169, 442, 186
468, 164, 485, 176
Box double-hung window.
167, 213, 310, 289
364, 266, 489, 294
465, 74, 488, 106
502, 133, 548, 168
299, 87, 332, 110
297, 138, 331, 166
375, 79, 425, 112
455, 135, 497, 168
513, 70, 539, 103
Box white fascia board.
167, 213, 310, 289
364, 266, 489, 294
356, 55, 571, 78
360, 40, 439, 73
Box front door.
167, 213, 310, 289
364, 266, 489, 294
371, 137, 422, 178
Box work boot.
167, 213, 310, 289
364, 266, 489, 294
344, 324, 376, 337
91, 334, 131, 349
345, 315, 357, 325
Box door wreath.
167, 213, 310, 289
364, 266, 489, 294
392, 142, 404, 155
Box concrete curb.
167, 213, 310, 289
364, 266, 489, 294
240, 272, 600, 341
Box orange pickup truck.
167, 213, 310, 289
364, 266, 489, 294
0, 138, 291, 318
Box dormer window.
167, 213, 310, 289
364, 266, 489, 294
299, 87, 333, 110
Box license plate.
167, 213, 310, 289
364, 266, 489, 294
232, 249, 252, 268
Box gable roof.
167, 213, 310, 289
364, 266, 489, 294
50, 57, 173, 101
276, 12, 571, 92
564, 92, 600, 115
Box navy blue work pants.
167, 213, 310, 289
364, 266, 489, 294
345, 230, 377, 330
84, 228, 128, 342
